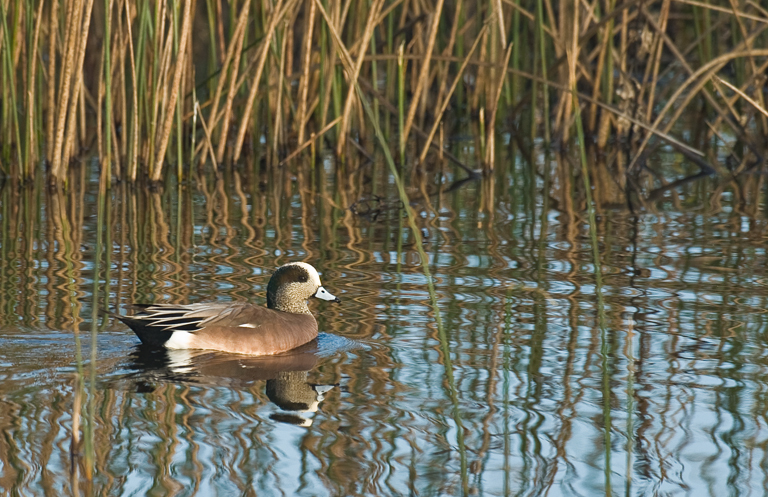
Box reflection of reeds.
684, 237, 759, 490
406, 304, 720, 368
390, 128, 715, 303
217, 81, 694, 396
1, 143, 768, 493
0, 1, 764, 188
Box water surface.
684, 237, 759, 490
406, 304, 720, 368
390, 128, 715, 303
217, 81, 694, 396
1, 155, 767, 496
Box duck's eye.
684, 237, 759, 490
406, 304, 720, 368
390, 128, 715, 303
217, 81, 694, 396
298, 273, 308, 283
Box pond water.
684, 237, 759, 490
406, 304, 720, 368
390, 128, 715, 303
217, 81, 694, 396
0, 154, 767, 496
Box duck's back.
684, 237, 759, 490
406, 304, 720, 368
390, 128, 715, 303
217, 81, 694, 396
119, 302, 319, 355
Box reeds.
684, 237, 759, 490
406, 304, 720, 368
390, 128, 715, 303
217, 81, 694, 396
0, 1, 765, 188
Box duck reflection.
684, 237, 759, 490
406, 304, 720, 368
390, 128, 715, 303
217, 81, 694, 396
128, 339, 337, 427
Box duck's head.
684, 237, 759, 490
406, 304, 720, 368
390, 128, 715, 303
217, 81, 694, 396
267, 262, 340, 313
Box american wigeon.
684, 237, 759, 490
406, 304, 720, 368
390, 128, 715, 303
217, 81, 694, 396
115, 262, 340, 355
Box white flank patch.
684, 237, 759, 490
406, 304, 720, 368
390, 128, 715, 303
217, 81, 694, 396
165, 330, 194, 349
239, 323, 258, 328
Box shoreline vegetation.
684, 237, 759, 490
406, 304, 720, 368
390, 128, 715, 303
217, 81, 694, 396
0, 0, 765, 191
1, 0, 768, 487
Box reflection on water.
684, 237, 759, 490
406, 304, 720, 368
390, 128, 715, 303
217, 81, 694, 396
126, 334, 350, 427
0, 154, 767, 496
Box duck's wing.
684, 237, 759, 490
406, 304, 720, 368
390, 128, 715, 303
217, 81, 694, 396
117, 302, 243, 333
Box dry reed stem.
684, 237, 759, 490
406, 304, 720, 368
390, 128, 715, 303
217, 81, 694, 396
313, 0, 355, 94
336, 0, 383, 156
727, 0, 768, 132
64, 0, 95, 178
318, 2, 340, 129
401, 0, 445, 146
281, 116, 342, 166
124, 0, 138, 181
645, 0, 671, 124
484, 42, 513, 169
27, 0, 45, 169
677, 0, 768, 23
342, 0, 406, 57
46, 0, 58, 160
198, 6, 248, 167
655, 17, 768, 129
315, 0, 470, 178
232, 0, 291, 163
435, 0, 463, 109
272, 23, 289, 160
494, 0, 507, 47
154, 28, 174, 145
706, 37, 768, 133
502, 62, 707, 159
152, 0, 192, 182
588, 9, 611, 133
116, 0, 127, 160
747, 1, 768, 20
50, 0, 86, 182
196, 101, 218, 170
214, 0, 251, 164
296, 0, 316, 145
418, 22, 488, 165
97, 46, 105, 161
627, 48, 768, 175
716, 76, 768, 119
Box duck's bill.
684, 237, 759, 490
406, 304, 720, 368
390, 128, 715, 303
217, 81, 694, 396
314, 286, 341, 303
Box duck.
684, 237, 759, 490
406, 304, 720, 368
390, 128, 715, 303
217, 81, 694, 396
114, 262, 341, 355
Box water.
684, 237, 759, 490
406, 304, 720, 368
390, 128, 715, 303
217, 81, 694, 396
0, 155, 767, 496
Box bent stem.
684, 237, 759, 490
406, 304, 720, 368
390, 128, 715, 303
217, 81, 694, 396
573, 90, 612, 493
314, 0, 467, 492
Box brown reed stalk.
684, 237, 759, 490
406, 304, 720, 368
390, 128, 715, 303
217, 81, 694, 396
25, 0, 45, 173
335, 0, 383, 156
153, 23, 173, 146
280, 116, 341, 166
124, 0, 138, 181
46, 0, 58, 159
318, 1, 340, 129
196, 29, 246, 168
232, 0, 291, 163
644, 0, 672, 125
296, 0, 316, 146
563, 1, 580, 144
97, 39, 105, 161
493, 0, 507, 47
50, 0, 83, 182
727, 0, 768, 133
196, 101, 219, 170
716, 76, 768, 119
52, 0, 95, 184
627, 48, 768, 175
417, 22, 487, 165
213, 0, 251, 165
116, 0, 127, 161
151, 0, 192, 182
401, 0, 445, 146
103, 0, 115, 183
62, 34, 91, 171
589, 5, 612, 134
272, 22, 289, 160
434, 0, 463, 112
484, 42, 513, 170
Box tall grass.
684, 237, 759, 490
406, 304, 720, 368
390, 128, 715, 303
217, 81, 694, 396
0, 0, 765, 186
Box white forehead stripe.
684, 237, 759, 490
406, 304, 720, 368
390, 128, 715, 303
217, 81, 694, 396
286, 262, 322, 286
